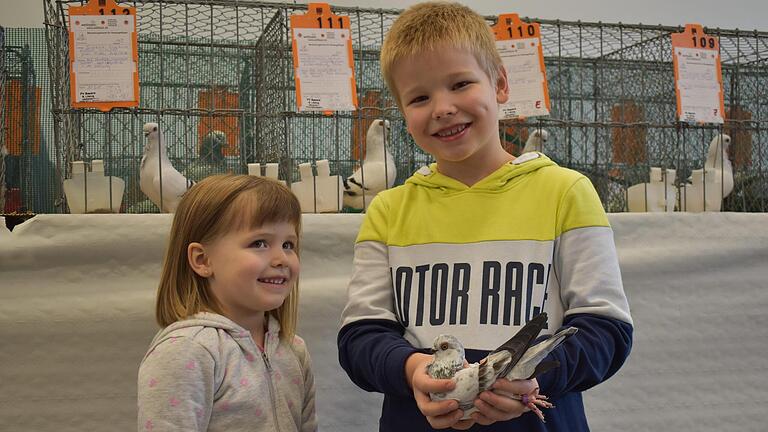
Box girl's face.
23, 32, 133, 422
203, 221, 299, 325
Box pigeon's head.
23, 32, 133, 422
143, 122, 162, 142
431, 334, 465, 360
531, 129, 549, 143
368, 119, 391, 139
708, 133, 733, 164
201, 130, 227, 160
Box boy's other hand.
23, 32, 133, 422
471, 378, 538, 425
405, 353, 473, 429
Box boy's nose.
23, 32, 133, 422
432, 95, 457, 120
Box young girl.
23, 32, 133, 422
138, 174, 317, 432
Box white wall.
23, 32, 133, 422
1, 0, 767, 30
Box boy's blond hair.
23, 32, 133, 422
156, 174, 302, 342
380, 1, 503, 106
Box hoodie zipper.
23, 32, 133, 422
260, 345, 282, 432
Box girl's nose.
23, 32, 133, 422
270, 248, 288, 266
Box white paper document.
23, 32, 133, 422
71, 15, 137, 103
294, 28, 356, 111
497, 38, 549, 119
674, 47, 723, 124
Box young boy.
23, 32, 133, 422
338, 2, 633, 431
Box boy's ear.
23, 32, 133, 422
495, 66, 510, 104
188, 242, 212, 277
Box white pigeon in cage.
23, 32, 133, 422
522, 128, 549, 155
140, 122, 194, 213
343, 119, 397, 210
682, 133, 733, 212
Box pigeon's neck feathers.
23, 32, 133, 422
705, 139, 731, 171
364, 126, 390, 162
143, 134, 170, 161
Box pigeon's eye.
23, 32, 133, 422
439, 342, 449, 351
153, 127, 157, 131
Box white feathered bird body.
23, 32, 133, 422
683, 134, 733, 212
343, 119, 396, 210
703, 133, 734, 198
522, 129, 549, 155
140, 122, 193, 213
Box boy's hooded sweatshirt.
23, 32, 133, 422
338, 154, 633, 432
138, 312, 317, 432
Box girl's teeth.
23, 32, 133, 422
260, 278, 285, 284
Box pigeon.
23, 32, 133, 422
702, 133, 734, 198
183, 130, 227, 182
521, 129, 549, 155
427, 313, 578, 421
682, 134, 733, 212
343, 119, 397, 210
140, 122, 194, 213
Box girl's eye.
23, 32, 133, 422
282, 241, 296, 250
250, 240, 267, 248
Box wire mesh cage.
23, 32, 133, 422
2, 27, 44, 215
42, 0, 768, 213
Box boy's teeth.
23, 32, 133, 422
437, 124, 467, 137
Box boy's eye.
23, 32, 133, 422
408, 95, 428, 105
453, 81, 471, 90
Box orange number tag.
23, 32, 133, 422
290, 3, 358, 113
68, 0, 139, 111
491, 14, 550, 120
671, 24, 724, 124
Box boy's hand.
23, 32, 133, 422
470, 378, 539, 425
405, 353, 474, 430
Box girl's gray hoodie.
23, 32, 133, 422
138, 312, 316, 431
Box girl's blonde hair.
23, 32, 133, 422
380, 2, 503, 107
156, 174, 302, 341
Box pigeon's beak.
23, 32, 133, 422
143, 132, 150, 137
428, 348, 436, 354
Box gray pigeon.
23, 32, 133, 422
183, 130, 228, 182
140, 122, 194, 213
427, 313, 577, 421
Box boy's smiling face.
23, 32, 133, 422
393, 47, 510, 184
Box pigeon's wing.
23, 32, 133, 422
506, 327, 578, 380
154, 165, 192, 212
431, 364, 480, 412
486, 312, 549, 379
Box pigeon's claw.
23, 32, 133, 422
513, 388, 553, 423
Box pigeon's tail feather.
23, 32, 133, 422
490, 313, 549, 378
526, 360, 560, 380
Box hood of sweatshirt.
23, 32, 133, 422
405, 152, 557, 193
146, 311, 280, 355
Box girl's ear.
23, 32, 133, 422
188, 242, 212, 277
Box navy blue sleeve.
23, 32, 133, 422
337, 319, 423, 399
535, 313, 633, 398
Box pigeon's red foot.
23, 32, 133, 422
519, 388, 554, 422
